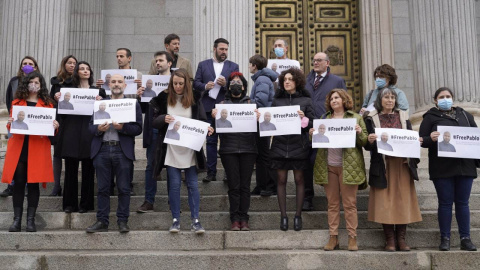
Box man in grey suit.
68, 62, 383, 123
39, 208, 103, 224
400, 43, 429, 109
149, 33, 193, 79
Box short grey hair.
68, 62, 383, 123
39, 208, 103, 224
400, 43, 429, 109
275, 39, 288, 47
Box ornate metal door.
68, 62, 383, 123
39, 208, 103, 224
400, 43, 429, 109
255, 0, 362, 109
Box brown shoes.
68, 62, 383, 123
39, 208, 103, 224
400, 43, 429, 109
383, 224, 396, 252
324, 235, 339, 251
396, 224, 410, 251
348, 236, 358, 251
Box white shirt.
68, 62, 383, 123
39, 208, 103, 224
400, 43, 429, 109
212, 58, 225, 79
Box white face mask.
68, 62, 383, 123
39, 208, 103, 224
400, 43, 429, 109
28, 83, 40, 93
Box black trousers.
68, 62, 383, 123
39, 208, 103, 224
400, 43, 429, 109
303, 148, 316, 203
254, 134, 277, 192
63, 157, 95, 211
12, 161, 39, 208
221, 153, 257, 222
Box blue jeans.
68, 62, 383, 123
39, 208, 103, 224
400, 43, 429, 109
144, 129, 158, 204
206, 113, 218, 176
433, 176, 474, 238
93, 144, 133, 225
167, 166, 200, 220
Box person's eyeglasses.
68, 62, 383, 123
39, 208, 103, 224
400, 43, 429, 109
312, 59, 327, 63
230, 80, 243, 85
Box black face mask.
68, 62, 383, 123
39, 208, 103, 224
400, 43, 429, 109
230, 85, 243, 96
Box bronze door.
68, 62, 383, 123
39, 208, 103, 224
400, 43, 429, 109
255, 0, 362, 109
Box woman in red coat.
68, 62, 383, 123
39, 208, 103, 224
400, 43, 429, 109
2, 71, 59, 232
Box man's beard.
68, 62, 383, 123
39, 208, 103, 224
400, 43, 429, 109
216, 52, 227, 62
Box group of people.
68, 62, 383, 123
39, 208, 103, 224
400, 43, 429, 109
1, 34, 477, 253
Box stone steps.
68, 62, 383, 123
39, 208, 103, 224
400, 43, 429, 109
1, 249, 479, 270
2, 193, 480, 212
0, 211, 477, 231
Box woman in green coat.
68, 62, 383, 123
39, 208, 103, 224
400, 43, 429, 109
311, 89, 368, 251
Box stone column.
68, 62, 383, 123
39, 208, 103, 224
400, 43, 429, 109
0, 0, 71, 110
68, 0, 105, 82
360, 0, 395, 94
409, 0, 480, 125
193, 0, 256, 83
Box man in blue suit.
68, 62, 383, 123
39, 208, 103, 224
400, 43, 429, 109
194, 38, 239, 182
86, 74, 143, 233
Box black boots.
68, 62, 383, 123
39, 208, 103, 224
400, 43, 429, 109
294, 216, 302, 231
460, 237, 477, 251
280, 216, 288, 231
439, 237, 450, 251
26, 207, 37, 232
9, 207, 23, 232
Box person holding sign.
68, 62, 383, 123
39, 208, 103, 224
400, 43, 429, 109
86, 74, 142, 234
2, 71, 59, 232
364, 88, 422, 252
311, 89, 367, 251
151, 69, 213, 234
212, 72, 257, 231
419, 87, 478, 251
268, 67, 315, 232
54, 61, 106, 214
438, 131, 456, 152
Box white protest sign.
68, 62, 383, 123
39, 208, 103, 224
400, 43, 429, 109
93, 99, 137, 124
375, 128, 420, 158
267, 59, 301, 78
163, 115, 210, 151
10, 106, 56, 136
437, 126, 480, 159
258, 105, 301, 137
215, 104, 257, 133
312, 118, 356, 148
101, 69, 137, 95
209, 75, 224, 100
57, 88, 99, 115
141, 75, 169, 102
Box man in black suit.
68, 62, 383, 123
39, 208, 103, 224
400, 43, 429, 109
193, 38, 239, 182
86, 74, 142, 233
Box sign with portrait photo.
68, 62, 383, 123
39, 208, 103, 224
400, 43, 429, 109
312, 118, 356, 148
267, 59, 301, 78
100, 69, 137, 95
10, 106, 56, 136
140, 75, 170, 102
57, 88, 99, 115
375, 128, 420, 158
437, 126, 480, 159
258, 105, 301, 137
93, 99, 137, 125
163, 115, 210, 151
214, 104, 257, 133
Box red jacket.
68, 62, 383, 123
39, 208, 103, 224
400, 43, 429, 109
1, 98, 54, 184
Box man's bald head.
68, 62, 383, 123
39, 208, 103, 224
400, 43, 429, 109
109, 74, 127, 98
313, 52, 330, 75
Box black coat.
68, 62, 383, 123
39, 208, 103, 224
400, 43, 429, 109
150, 90, 207, 179
419, 106, 478, 180
56, 86, 106, 159
215, 95, 258, 155
50, 76, 74, 100
6, 76, 20, 113
269, 88, 315, 160
364, 112, 420, 188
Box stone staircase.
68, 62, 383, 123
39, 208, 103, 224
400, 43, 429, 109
0, 140, 479, 269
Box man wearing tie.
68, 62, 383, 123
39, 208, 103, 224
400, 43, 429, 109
303, 52, 346, 211
194, 38, 239, 182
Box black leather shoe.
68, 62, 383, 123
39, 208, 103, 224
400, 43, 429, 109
64, 207, 74, 213
280, 216, 288, 231
439, 236, 450, 251
461, 237, 477, 251
26, 207, 37, 232
78, 208, 88, 214
294, 216, 302, 231
0, 185, 14, 197
202, 175, 216, 182
260, 190, 273, 197
302, 200, 313, 211
9, 207, 23, 232
86, 221, 108, 233
49, 187, 62, 197
118, 221, 130, 233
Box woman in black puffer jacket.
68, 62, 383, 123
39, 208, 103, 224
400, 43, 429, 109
268, 67, 315, 231
212, 72, 257, 231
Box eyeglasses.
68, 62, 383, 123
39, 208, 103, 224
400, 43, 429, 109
312, 59, 327, 63
230, 80, 243, 85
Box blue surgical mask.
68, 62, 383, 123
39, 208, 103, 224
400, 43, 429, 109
274, 47, 285, 58
375, 78, 387, 89
437, 98, 453, 111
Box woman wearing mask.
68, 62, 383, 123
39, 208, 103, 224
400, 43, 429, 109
364, 88, 422, 252
150, 68, 213, 234
267, 67, 315, 232
359, 64, 409, 114
54, 61, 106, 213
49, 55, 77, 197
1, 56, 40, 198
311, 89, 367, 251
212, 72, 257, 231
2, 71, 59, 232
419, 87, 477, 251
